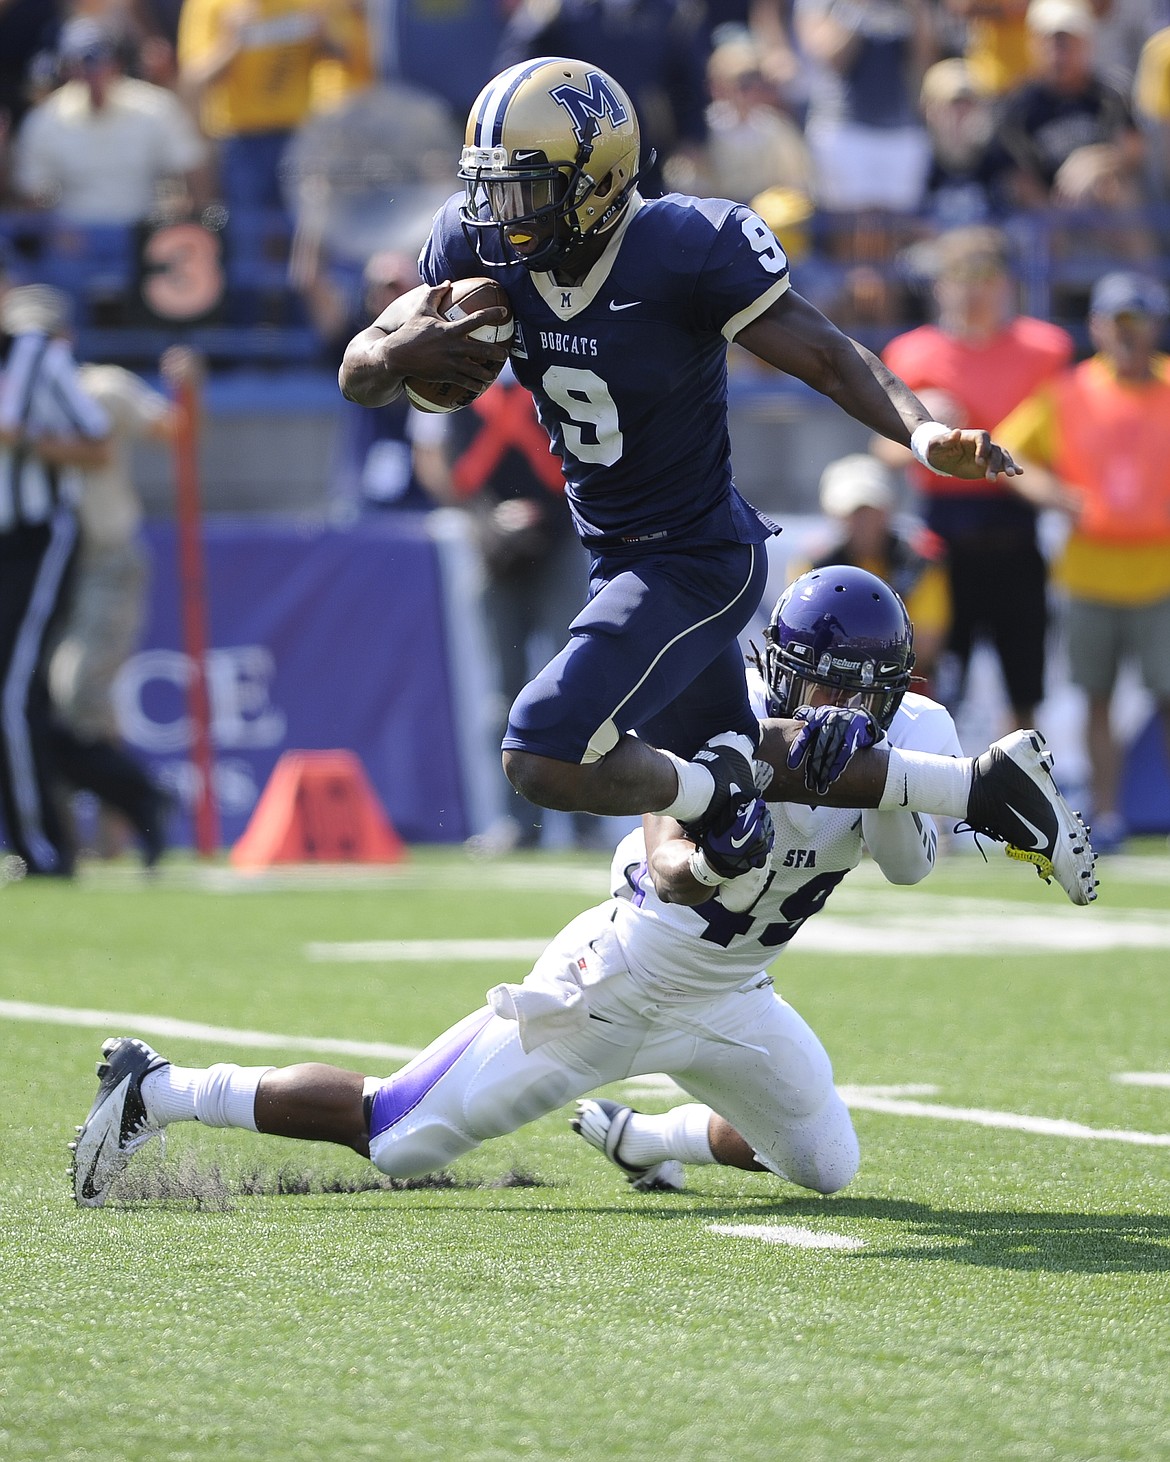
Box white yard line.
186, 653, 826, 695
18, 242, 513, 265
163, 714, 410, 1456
305, 939, 550, 963
837, 1087, 1170, 1146
625, 1077, 942, 1100
623, 1074, 686, 1098
1114, 1072, 1170, 1088
305, 906, 1170, 963
1083, 854, 1170, 884
0, 999, 417, 1062
71, 860, 612, 897
44, 851, 1170, 898
839, 1083, 942, 1098
6, 999, 1170, 1148
708, 1224, 864, 1249
795, 915, 1170, 954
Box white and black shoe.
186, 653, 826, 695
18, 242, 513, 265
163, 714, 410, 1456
571, 1098, 684, 1192
965, 730, 1098, 905
70, 1037, 169, 1207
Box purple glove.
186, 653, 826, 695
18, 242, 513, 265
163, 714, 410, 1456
696, 794, 774, 880
786, 705, 880, 797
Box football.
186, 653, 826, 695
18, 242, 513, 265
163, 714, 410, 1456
403, 278, 513, 413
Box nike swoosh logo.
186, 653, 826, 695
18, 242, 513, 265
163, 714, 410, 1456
1005, 804, 1049, 851
728, 783, 741, 798
729, 828, 755, 848
609, 300, 639, 311
80, 1130, 110, 1200
900, 777, 909, 808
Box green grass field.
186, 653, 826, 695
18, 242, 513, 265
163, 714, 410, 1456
3, 845, 1170, 1461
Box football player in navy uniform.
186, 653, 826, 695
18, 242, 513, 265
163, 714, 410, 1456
341, 59, 1027, 865
71, 569, 1097, 1208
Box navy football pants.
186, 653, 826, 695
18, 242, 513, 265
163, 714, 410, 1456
502, 540, 768, 763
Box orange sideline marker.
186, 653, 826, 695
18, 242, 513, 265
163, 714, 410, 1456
231, 750, 407, 868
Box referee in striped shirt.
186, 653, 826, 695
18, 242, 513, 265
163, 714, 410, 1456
0, 285, 166, 876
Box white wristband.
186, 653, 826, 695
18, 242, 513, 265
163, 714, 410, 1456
910, 421, 952, 476
688, 848, 726, 887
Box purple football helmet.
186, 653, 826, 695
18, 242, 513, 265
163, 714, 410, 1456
763, 565, 915, 730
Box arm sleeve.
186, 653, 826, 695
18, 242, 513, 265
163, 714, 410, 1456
861, 698, 963, 884
859, 805, 938, 885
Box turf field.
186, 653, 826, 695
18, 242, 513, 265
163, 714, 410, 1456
3, 844, 1170, 1461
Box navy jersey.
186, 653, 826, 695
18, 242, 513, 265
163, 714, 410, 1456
420, 191, 788, 552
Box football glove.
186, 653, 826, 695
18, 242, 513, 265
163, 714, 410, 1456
687, 731, 760, 836
786, 705, 880, 797
689, 794, 774, 885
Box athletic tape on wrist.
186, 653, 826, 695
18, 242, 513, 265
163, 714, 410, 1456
910, 421, 952, 476
688, 848, 725, 887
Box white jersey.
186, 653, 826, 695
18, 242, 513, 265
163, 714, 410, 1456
608, 683, 963, 996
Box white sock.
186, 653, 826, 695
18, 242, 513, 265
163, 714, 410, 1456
142, 1063, 272, 1131
619, 1103, 716, 1167
656, 751, 715, 821
141, 1064, 200, 1125
879, 748, 973, 819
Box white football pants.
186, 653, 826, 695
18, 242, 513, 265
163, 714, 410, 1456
367, 971, 859, 1195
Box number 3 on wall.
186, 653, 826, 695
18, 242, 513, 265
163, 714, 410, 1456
140, 221, 226, 322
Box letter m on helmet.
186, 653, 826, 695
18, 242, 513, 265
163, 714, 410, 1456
549, 72, 629, 147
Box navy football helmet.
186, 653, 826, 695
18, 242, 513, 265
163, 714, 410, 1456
762, 566, 915, 730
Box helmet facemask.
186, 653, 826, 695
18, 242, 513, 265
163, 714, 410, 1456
459, 130, 635, 272
763, 632, 910, 729
760, 568, 917, 731
460, 143, 594, 271
459, 61, 642, 274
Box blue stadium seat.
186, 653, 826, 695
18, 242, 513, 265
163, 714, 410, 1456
4, 204, 1166, 374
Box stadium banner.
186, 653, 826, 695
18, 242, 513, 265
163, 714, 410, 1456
117, 515, 472, 848
45, 513, 1169, 857
1121, 712, 1170, 835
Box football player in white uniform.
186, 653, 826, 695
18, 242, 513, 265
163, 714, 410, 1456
571, 564, 960, 1191
70, 569, 1096, 1207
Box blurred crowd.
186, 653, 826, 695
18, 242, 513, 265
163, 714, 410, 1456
0, 0, 1168, 863
0, 0, 1167, 348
